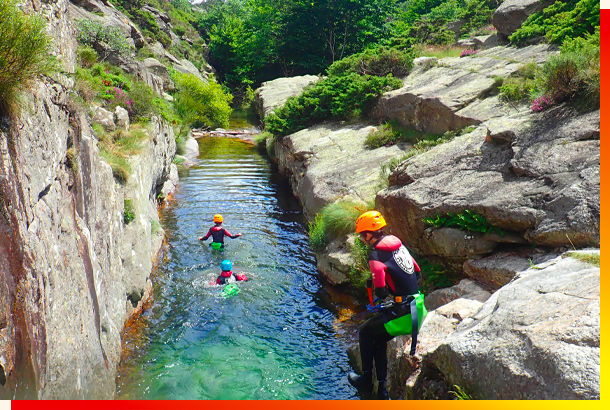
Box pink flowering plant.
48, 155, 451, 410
460, 49, 478, 58
531, 94, 554, 112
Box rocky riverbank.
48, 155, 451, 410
255, 37, 599, 402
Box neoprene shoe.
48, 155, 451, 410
377, 380, 390, 400
347, 372, 373, 396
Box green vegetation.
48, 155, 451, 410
413, 44, 463, 59
499, 62, 539, 102
417, 256, 458, 294
172, 72, 233, 129
0, 0, 55, 114
75, 19, 131, 61
564, 251, 600, 267
265, 46, 410, 137
308, 213, 329, 251
450, 385, 474, 400
124, 199, 135, 224
539, 28, 600, 109
93, 123, 149, 183
500, 29, 599, 111
366, 121, 430, 149
423, 209, 503, 234
308, 200, 368, 251
510, 0, 599, 46
348, 237, 372, 289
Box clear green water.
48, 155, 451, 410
116, 137, 357, 399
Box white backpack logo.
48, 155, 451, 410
393, 245, 414, 274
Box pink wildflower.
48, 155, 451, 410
531, 94, 554, 112
460, 49, 478, 58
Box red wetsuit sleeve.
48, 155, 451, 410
412, 257, 420, 273
369, 260, 387, 288
224, 229, 241, 239
202, 228, 212, 240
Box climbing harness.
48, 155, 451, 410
366, 291, 427, 356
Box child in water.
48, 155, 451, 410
199, 214, 242, 249
216, 260, 248, 285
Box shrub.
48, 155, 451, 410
308, 213, 328, 251
172, 72, 233, 128
531, 94, 554, 112
75, 19, 131, 61
266, 73, 402, 137
94, 124, 149, 183
264, 46, 411, 137
319, 200, 364, 240
423, 209, 503, 234
124, 199, 135, 224
347, 237, 372, 289
510, 0, 599, 46
459, 49, 477, 58
77, 46, 98, 68
538, 28, 599, 109
0, 0, 55, 114
365, 121, 429, 149
327, 47, 414, 78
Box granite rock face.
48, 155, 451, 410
430, 253, 600, 399
373, 45, 555, 135
254, 75, 319, 119
377, 107, 599, 270
492, 0, 557, 39
0, 1, 176, 399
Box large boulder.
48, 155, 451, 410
376, 107, 599, 268
493, 0, 557, 39
255, 75, 319, 119
429, 252, 600, 399
274, 122, 411, 218
373, 44, 555, 135
143, 58, 175, 91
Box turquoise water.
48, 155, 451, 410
116, 137, 358, 399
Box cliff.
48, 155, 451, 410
0, 0, 178, 398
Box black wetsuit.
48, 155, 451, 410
201, 225, 240, 246
359, 235, 420, 383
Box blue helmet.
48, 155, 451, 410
221, 260, 232, 271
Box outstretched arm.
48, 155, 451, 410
224, 229, 242, 239
199, 228, 212, 241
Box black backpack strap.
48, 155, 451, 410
409, 296, 419, 355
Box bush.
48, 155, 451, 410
327, 47, 414, 78
77, 46, 98, 68
0, 0, 55, 114
510, 0, 599, 46
266, 73, 402, 137
75, 19, 131, 61
320, 200, 364, 240
172, 72, 233, 128
347, 237, 372, 289
538, 27, 599, 109
308, 213, 328, 252
365, 121, 429, 149
94, 123, 149, 183
423, 209, 503, 234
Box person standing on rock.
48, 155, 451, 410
348, 210, 427, 400
198, 214, 242, 249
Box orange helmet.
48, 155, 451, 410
355, 210, 387, 233
213, 214, 223, 223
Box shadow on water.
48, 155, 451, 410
116, 136, 359, 399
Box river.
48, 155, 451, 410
115, 135, 359, 399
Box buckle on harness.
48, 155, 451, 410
394, 295, 414, 303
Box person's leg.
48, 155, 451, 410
348, 313, 388, 396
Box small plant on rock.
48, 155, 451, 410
460, 49, 478, 58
